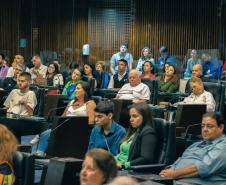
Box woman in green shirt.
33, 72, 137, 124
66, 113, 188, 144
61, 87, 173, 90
156, 63, 179, 93
62, 68, 82, 100
115, 102, 157, 169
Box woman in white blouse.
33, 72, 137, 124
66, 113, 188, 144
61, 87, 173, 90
62, 81, 96, 124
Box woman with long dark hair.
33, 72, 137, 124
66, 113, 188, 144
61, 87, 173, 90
115, 102, 157, 169
156, 63, 179, 93
62, 81, 96, 124
46, 62, 64, 87
140, 60, 155, 79
82, 63, 97, 88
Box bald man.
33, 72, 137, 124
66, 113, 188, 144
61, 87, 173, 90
116, 70, 150, 103
185, 64, 209, 94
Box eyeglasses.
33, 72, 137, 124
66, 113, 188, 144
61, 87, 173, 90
201, 124, 216, 129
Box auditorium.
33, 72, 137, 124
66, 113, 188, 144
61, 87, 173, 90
0, 0, 226, 184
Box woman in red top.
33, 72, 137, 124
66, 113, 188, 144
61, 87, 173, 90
140, 60, 155, 79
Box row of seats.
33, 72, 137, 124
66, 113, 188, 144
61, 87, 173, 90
13, 116, 176, 185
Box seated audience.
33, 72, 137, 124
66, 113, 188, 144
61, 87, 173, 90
82, 63, 97, 88
0, 53, 9, 78
221, 60, 226, 80
46, 62, 64, 87
62, 68, 82, 100
179, 77, 215, 112
88, 100, 126, 155
62, 81, 96, 124
156, 63, 179, 93
35, 81, 96, 154
52, 59, 61, 71
80, 149, 117, 185
185, 64, 209, 94
6, 54, 24, 77
184, 49, 202, 79
29, 55, 48, 84
160, 112, 226, 185
116, 70, 150, 103
0, 124, 18, 185
136, 47, 155, 73
108, 59, 129, 89
2, 62, 26, 92
157, 46, 176, 69
140, 60, 155, 79
202, 53, 222, 80
62, 62, 80, 83
95, 61, 110, 88
110, 43, 133, 75
3, 72, 37, 116
107, 176, 139, 185
115, 102, 157, 169
6, 55, 29, 78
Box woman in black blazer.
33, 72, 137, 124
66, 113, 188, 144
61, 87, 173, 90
115, 102, 157, 169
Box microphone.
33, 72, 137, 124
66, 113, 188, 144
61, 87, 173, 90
46, 106, 68, 118
35, 117, 71, 153
51, 118, 71, 133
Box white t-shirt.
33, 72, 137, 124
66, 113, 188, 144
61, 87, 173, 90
4, 89, 37, 115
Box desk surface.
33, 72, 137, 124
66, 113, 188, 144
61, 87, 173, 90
149, 104, 177, 112
0, 116, 48, 141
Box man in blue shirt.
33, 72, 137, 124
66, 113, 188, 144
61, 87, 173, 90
157, 46, 177, 69
202, 53, 222, 80
160, 112, 226, 185
88, 100, 126, 155
110, 44, 133, 75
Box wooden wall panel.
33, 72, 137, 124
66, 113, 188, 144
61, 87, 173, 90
130, 0, 221, 60
0, 0, 225, 65
0, 0, 20, 61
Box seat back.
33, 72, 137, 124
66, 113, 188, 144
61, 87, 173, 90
0, 77, 5, 88
175, 104, 206, 136
43, 94, 68, 117
203, 82, 225, 113
30, 85, 45, 117
0, 89, 9, 108
153, 118, 176, 165
141, 78, 158, 105
112, 99, 133, 128
46, 116, 91, 158
13, 151, 35, 185
175, 104, 206, 128
81, 76, 96, 96
43, 157, 83, 185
